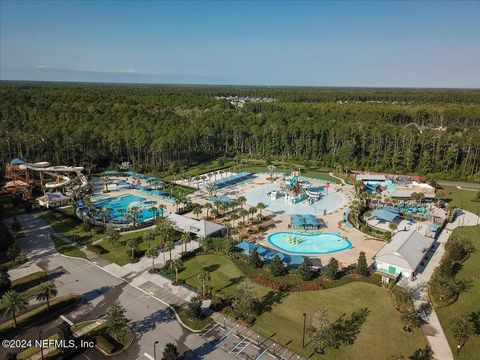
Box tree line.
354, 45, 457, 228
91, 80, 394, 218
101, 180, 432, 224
1, 82, 479, 181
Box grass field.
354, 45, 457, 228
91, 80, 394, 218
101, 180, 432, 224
436, 225, 480, 360
97, 230, 157, 266
51, 237, 87, 259
176, 254, 270, 298
177, 254, 425, 359
443, 186, 480, 214
41, 212, 104, 245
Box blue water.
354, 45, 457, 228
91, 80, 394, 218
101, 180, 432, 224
244, 183, 343, 215
268, 232, 352, 254
95, 194, 162, 222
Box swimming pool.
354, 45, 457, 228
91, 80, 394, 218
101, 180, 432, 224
95, 194, 161, 222
268, 232, 352, 254
244, 183, 343, 215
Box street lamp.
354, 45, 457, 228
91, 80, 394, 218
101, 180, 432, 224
39, 330, 44, 360
154, 340, 159, 360
302, 313, 307, 348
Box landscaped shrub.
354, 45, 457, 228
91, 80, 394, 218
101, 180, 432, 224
95, 335, 117, 354
186, 296, 202, 320
445, 237, 475, 262
0, 295, 81, 338
388, 285, 414, 313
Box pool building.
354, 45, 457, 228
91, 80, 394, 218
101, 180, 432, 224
289, 214, 321, 229
373, 229, 435, 283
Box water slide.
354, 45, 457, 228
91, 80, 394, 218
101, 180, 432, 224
25, 162, 88, 189
286, 175, 298, 190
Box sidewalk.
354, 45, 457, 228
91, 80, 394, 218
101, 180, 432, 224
408, 210, 480, 360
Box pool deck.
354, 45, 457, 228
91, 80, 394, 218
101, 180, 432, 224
188, 173, 386, 268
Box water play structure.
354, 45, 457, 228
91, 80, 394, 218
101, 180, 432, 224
3, 158, 87, 200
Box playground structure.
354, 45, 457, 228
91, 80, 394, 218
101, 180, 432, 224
274, 170, 328, 206
3, 158, 88, 201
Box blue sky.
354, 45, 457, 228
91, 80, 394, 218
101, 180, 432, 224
1, 1, 479, 87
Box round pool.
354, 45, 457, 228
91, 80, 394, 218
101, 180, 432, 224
267, 232, 352, 254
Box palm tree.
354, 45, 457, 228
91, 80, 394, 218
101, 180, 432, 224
256, 202, 266, 215
204, 203, 213, 219
230, 212, 239, 227
145, 247, 159, 272
198, 269, 210, 298
174, 198, 182, 213
180, 233, 191, 254
239, 209, 249, 222
149, 206, 158, 220
99, 208, 111, 227
127, 206, 140, 228
238, 196, 246, 209
248, 206, 257, 220
194, 176, 200, 189
143, 232, 155, 248
213, 200, 222, 211
192, 206, 202, 220
101, 176, 110, 193
164, 240, 175, 261
206, 183, 216, 196
170, 259, 183, 283
36, 281, 57, 309
0, 290, 27, 327
158, 203, 166, 217
126, 238, 141, 262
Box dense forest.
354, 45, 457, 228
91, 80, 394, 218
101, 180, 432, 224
1, 82, 479, 181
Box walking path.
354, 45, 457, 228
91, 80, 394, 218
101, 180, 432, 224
4, 211, 303, 359
408, 209, 480, 360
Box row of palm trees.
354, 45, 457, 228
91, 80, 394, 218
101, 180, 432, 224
0, 281, 58, 328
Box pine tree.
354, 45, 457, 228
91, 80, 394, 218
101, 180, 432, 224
326, 258, 339, 280
298, 258, 314, 281
356, 252, 369, 277
270, 255, 285, 277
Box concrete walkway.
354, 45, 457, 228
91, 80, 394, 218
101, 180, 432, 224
409, 210, 480, 360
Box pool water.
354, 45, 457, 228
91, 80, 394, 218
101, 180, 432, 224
244, 183, 343, 215
268, 232, 352, 254
95, 194, 161, 222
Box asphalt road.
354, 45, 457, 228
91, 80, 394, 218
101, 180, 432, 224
2, 213, 231, 360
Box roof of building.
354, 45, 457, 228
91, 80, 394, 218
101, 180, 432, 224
290, 214, 319, 226
234, 240, 257, 253
11, 158, 27, 165
355, 174, 387, 181
371, 208, 400, 222
167, 213, 226, 238
390, 189, 435, 198
375, 230, 436, 272
38, 192, 70, 203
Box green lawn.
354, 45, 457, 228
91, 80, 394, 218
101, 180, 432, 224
177, 254, 270, 298
97, 230, 157, 266
436, 225, 480, 360
51, 237, 87, 259
253, 282, 425, 360
162, 158, 237, 180
164, 183, 196, 199
443, 186, 480, 214
176, 307, 213, 331
177, 254, 424, 359
41, 212, 104, 245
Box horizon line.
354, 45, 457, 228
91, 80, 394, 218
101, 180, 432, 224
1, 79, 479, 91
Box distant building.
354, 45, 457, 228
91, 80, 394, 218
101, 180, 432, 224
355, 174, 387, 182
37, 192, 70, 208
373, 230, 435, 283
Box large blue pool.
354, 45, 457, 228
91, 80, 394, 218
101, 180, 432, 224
95, 194, 161, 222
268, 232, 352, 254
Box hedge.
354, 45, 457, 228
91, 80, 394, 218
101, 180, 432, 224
12, 271, 48, 292
0, 294, 81, 338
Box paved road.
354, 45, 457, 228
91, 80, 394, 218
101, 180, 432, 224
3, 213, 231, 360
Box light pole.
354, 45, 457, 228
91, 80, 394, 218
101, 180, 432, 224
302, 312, 307, 348
39, 330, 44, 360
154, 340, 159, 360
